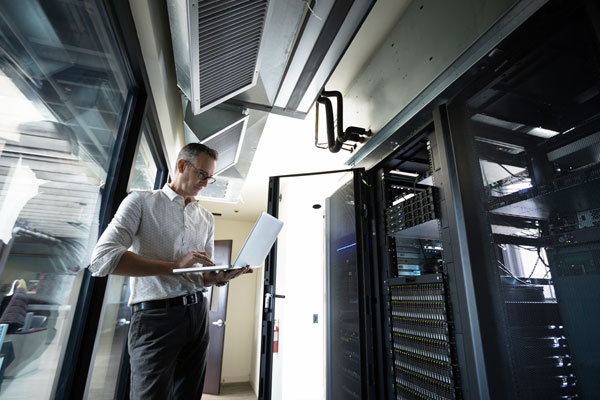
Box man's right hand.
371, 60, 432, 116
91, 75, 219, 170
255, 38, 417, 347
174, 251, 215, 270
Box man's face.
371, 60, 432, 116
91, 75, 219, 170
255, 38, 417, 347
181, 153, 216, 197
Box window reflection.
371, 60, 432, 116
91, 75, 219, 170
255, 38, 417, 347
0, 0, 129, 398
87, 126, 161, 399
127, 129, 158, 192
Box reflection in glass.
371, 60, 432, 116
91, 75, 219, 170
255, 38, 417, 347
87, 128, 160, 399
0, 1, 129, 398
127, 128, 158, 192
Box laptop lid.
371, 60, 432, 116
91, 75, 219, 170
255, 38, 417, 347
173, 211, 284, 273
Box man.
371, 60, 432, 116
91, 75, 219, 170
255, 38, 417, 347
89, 143, 249, 399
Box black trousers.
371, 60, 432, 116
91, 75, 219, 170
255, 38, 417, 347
128, 297, 209, 400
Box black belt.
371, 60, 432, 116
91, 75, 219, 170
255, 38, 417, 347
131, 292, 203, 313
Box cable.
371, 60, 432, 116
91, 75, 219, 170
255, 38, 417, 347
497, 260, 536, 286
305, 0, 323, 21
537, 247, 550, 269
527, 256, 540, 279
496, 243, 548, 280
495, 162, 525, 178
413, 174, 419, 195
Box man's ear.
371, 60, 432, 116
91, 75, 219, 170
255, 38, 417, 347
176, 159, 186, 173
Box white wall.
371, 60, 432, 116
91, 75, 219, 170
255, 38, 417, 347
213, 218, 260, 384
270, 177, 329, 400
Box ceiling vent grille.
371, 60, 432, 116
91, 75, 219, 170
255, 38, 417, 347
167, 0, 269, 115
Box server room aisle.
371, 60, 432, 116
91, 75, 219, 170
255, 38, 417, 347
203, 383, 256, 400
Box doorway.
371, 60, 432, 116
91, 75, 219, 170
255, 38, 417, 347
260, 169, 371, 400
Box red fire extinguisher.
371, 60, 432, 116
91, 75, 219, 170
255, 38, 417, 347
273, 320, 279, 353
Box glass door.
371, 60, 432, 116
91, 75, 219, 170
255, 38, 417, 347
86, 122, 166, 399
259, 169, 374, 400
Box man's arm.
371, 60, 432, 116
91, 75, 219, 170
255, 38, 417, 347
90, 192, 216, 277
89, 192, 142, 277
113, 250, 215, 277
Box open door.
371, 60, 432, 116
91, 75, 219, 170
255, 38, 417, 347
258, 169, 374, 400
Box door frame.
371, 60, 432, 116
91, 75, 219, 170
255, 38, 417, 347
203, 239, 233, 394
257, 168, 375, 400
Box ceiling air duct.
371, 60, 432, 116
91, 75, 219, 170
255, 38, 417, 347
229, 0, 376, 118
166, 0, 270, 115
183, 102, 248, 175
183, 102, 268, 203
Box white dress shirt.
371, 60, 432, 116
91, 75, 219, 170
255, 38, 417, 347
89, 184, 214, 305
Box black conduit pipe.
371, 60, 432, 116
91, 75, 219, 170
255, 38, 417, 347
321, 90, 371, 140
317, 95, 344, 153
320, 90, 370, 150
322, 90, 347, 143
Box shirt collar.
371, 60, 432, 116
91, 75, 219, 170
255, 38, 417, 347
161, 183, 194, 202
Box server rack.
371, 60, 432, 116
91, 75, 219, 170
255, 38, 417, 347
260, 2, 599, 399
325, 170, 382, 400
435, 0, 599, 398
366, 2, 600, 399
369, 128, 466, 400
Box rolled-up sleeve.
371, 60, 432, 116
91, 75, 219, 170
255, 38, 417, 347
89, 191, 142, 277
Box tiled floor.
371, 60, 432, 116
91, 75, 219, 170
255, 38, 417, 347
203, 382, 256, 400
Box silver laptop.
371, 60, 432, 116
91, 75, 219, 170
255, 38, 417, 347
173, 211, 284, 274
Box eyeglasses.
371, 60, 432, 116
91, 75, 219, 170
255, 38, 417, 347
186, 161, 216, 184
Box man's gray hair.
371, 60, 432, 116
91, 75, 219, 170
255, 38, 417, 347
176, 143, 218, 166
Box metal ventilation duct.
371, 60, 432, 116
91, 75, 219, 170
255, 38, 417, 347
183, 102, 248, 175
166, 0, 270, 115
183, 104, 268, 203
229, 0, 376, 118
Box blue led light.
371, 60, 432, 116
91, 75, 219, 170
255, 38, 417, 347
336, 243, 357, 252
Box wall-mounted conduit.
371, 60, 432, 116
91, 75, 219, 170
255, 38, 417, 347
316, 90, 372, 153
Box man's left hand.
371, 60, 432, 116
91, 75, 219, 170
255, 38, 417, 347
206, 265, 252, 286
219, 265, 252, 283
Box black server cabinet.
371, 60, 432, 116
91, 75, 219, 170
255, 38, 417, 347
368, 2, 600, 399
325, 171, 380, 400
370, 129, 466, 400
433, 0, 600, 398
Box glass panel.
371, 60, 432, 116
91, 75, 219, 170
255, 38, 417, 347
0, 1, 129, 397
457, 3, 600, 398
87, 125, 160, 398
271, 172, 354, 400
127, 129, 158, 191
325, 175, 362, 400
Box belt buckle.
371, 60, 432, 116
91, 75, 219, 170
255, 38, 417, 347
183, 292, 198, 306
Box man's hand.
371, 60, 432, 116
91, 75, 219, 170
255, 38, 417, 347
220, 265, 252, 281
205, 265, 252, 286
174, 251, 215, 269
